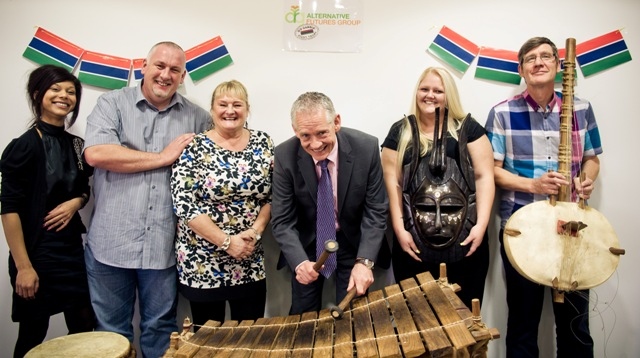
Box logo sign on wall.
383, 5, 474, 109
283, 0, 363, 53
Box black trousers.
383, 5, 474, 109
391, 232, 489, 309
14, 305, 95, 358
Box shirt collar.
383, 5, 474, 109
313, 138, 339, 167
136, 81, 183, 111
523, 89, 560, 115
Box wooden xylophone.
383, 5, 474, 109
163, 268, 499, 357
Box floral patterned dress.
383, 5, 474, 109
171, 129, 273, 295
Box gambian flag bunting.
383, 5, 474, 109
23, 27, 84, 72
554, 48, 566, 83
132, 58, 145, 81
185, 36, 233, 82
427, 26, 479, 74
78, 51, 131, 90
576, 30, 632, 77
475, 47, 521, 85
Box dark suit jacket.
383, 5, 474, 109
271, 127, 390, 271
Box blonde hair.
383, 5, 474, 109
209, 80, 251, 129
396, 67, 467, 168
210, 80, 250, 110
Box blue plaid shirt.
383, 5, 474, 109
485, 90, 603, 228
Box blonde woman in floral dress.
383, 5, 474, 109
171, 80, 273, 326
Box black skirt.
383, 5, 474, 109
9, 225, 91, 322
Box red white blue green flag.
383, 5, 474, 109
132, 58, 145, 82
576, 30, 632, 77
78, 51, 131, 90
427, 26, 479, 74
475, 47, 521, 85
185, 37, 233, 82
23, 27, 84, 72
554, 48, 566, 83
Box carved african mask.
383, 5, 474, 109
402, 109, 477, 263
413, 180, 467, 249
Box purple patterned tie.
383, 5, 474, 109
316, 159, 337, 278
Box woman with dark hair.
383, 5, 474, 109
1, 64, 95, 357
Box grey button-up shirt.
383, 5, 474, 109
84, 85, 211, 269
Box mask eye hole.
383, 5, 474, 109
440, 206, 464, 214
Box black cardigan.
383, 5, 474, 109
0, 127, 92, 252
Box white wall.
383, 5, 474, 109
1, 0, 638, 357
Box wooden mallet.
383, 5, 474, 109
313, 240, 339, 272
330, 287, 357, 320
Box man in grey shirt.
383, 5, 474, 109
83, 41, 211, 358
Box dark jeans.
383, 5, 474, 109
85, 245, 178, 358
500, 229, 594, 358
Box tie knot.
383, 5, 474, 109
319, 159, 329, 170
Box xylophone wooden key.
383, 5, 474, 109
417, 272, 476, 353
268, 315, 302, 358
313, 310, 335, 357
226, 317, 271, 358
291, 311, 318, 358
351, 294, 378, 357
399, 275, 453, 357
249, 316, 287, 358
175, 321, 221, 358
210, 320, 254, 357
384, 283, 426, 357
333, 309, 353, 357
193, 320, 239, 358
367, 290, 401, 357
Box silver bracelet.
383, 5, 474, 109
220, 234, 231, 251
248, 227, 261, 241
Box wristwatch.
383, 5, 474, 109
355, 258, 374, 270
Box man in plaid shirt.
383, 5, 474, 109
485, 37, 603, 358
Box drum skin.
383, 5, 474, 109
504, 201, 620, 291
25, 331, 131, 358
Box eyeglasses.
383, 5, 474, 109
523, 53, 556, 65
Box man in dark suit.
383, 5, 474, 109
271, 92, 389, 314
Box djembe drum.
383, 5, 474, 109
25, 331, 134, 358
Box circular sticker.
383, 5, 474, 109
295, 24, 319, 40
